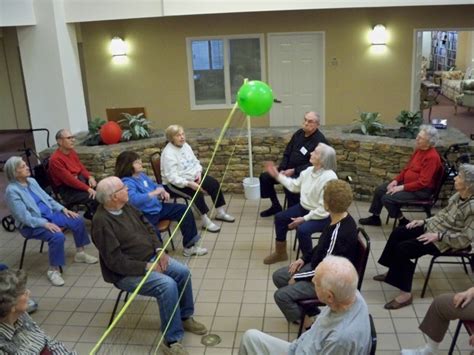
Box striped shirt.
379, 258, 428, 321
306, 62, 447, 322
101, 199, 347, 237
293, 215, 358, 281
0, 313, 75, 354
427, 192, 474, 253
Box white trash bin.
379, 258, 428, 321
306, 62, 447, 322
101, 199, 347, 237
242, 177, 260, 200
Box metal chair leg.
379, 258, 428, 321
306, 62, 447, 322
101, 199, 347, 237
19, 239, 28, 269
448, 320, 463, 355
421, 256, 437, 298
108, 290, 128, 326
39, 241, 45, 253
166, 227, 175, 251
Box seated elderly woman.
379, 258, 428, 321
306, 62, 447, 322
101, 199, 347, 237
4, 156, 97, 287
272, 179, 359, 328
402, 286, 474, 355
115, 151, 207, 257
160, 125, 235, 233
359, 125, 442, 227
374, 163, 474, 310
263, 143, 338, 264
0, 269, 76, 354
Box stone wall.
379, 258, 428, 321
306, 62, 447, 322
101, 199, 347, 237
42, 125, 473, 202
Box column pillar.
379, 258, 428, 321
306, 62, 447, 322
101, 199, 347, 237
17, 0, 88, 151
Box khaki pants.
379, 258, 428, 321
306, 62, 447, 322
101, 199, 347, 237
420, 293, 474, 342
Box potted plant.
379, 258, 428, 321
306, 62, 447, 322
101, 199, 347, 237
396, 110, 422, 138
354, 111, 384, 136
118, 113, 152, 141
83, 117, 106, 146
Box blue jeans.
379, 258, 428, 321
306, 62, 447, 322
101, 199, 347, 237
275, 203, 330, 260
116, 258, 194, 343
144, 203, 200, 248
20, 211, 90, 267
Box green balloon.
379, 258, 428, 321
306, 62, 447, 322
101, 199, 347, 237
237, 80, 274, 117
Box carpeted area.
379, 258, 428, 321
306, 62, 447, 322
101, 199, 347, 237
423, 94, 474, 139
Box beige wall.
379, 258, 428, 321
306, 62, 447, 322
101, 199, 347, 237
456, 31, 474, 73
0, 27, 30, 130
80, 5, 474, 129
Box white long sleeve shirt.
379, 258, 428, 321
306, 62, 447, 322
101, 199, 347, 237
160, 142, 202, 188
277, 167, 337, 221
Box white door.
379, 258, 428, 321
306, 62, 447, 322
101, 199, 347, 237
268, 32, 325, 126
411, 30, 424, 113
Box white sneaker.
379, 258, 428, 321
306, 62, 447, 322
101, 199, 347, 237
183, 245, 208, 257
47, 270, 65, 286
74, 252, 98, 264
202, 221, 220, 233
215, 213, 235, 223
401, 346, 436, 355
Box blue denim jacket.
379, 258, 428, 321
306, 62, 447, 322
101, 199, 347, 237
5, 178, 64, 229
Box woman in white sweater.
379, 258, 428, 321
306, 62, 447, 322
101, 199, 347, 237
263, 143, 337, 264
161, 125, 234, 233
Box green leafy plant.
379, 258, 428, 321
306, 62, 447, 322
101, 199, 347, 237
396, 110, 423, 138
83, 117, 106, 146
354, 111, 384, 136
118, 113, 152, 141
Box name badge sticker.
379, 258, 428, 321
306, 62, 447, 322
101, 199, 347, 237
143, 180, 149, 188
300, 146, 308, 155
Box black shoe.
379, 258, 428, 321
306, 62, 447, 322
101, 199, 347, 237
398, 217, 410, 227
260, 205, 282, 218
358, 215, 382, 226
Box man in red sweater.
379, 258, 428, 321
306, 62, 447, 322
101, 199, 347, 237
49, 129, 98, 219
359, 125, 442, 227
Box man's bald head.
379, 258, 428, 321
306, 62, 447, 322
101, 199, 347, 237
313, 255, 358, 306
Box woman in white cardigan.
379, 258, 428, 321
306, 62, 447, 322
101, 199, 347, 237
161, 125, 234, 233
263, 143, 337, 264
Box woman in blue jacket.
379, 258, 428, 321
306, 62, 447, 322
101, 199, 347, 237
115, 151, 207, 257
4, 156, 97, 287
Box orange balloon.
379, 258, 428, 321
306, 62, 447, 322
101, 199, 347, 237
100, 121, 122, 145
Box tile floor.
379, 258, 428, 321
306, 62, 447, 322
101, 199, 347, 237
1, 196, 473, 354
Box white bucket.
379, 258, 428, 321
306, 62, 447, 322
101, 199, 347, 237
243, 177, 260, 200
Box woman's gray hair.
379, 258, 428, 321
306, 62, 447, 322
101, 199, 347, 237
458, 164, 474, 194
95, 176, 122, 205
165, 124, 184, 143
4, 156, 24, 183
318, 143, 337, 171
419, 124, 439, 147
0, 269, 27, 318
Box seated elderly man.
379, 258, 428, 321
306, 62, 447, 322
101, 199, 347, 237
92, 176, 207, 355
240, 255, 371, 355
374, 164, 474, 310
259, 111, 328, 217
49, 129, 98, 219
359, 125, 441, 227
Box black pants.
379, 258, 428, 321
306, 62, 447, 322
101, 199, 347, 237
369, 182, 432, 218
259, 171, 299, 208
378, 225, 440, 292
166, 174, 225, 215
58, 185, 98, 215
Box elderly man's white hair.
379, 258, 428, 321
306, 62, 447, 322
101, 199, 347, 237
96, 176, 122, 204
316, 255, 358, 304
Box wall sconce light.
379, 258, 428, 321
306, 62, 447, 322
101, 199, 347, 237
371, 24, 387, 45
110, 36, 127, 57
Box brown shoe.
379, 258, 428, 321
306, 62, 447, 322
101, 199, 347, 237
263, 241, 288, 265
373, 273, 387, 282
384, 296, 413, 310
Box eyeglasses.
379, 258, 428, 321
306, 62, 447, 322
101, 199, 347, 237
304, 118, 317, 124
113, 185, 128, 194
61, 136, 76, 140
